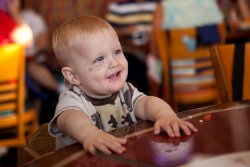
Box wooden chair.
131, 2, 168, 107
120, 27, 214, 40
151, 3, 226, 111
210, 42, 250, 103
0, 44, 38, 147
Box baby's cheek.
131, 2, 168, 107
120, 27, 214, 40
88, 67, 93, 71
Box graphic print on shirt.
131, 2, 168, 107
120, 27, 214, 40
122, 113, 134, 126
91, 112, 103, 129
108, 115, 119, 128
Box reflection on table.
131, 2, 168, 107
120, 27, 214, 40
21, 100, 250, 167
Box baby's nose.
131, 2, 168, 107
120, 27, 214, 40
109, 56, 118, 67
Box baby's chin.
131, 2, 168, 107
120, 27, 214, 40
107, 85, 123, 93
107, 82, 125, 93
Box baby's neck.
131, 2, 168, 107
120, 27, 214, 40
86, 93, 113, 99
72, 85, 113, 99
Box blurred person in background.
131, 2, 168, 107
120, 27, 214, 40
20, 0, 66, 124
105, 0, 161, 95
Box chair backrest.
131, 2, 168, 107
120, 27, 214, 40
0, 44, 27, 146
210, 42, 250, 103
152, 3, 226, 111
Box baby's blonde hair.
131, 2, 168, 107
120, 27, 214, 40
52, 15, 116, 67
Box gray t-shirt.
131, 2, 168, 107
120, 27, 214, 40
48, 82, 145, 149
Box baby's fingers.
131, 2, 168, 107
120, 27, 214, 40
117, 137, 127, 145
180, 121, 198, 136
153, 121, 161, 135
161, 123, 175, 137
97, 144, 112, 155
87, 144, 109, 155
186, 122, 198, 132
171, 122, 181, 137
104, 137, 127, 154
88, 145, 96, 155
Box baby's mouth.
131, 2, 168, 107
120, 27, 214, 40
108, 71, 120, 80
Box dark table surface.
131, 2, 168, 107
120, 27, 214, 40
23, 100, 250, 167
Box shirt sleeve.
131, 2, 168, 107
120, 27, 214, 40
126, 82, 146, 110
48, 90, 88, 137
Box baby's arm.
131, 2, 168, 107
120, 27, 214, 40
56, 109, 127, 155
135, 96, 198, 137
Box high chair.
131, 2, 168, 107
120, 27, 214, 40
210, 42, 250, 103
0, 44, 38, 147
151, 3, 226, 111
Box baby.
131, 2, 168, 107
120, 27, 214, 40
48, 15, 198, 155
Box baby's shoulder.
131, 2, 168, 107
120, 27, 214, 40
58, 87, 86, 103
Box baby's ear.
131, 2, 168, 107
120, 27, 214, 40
61, 67, 80, 85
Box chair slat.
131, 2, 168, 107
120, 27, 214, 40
0, 92, 17, 101
0, 83, 17, 92
0, 102, 16, 111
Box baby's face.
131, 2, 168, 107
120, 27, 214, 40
70, 30, 128, 97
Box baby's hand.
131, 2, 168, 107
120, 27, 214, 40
153, 114, 198, 137
82, 130, 127, 155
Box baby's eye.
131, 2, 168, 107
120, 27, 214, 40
114, 49, 121, 56
94, 56, 104, 63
